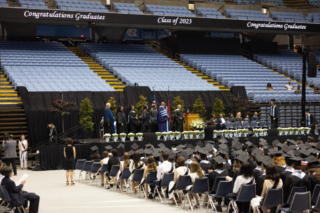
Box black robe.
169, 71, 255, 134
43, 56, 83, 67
224, 163, 232, 175
141, 110, 149, 133
116, 112, 127, 134
149, 109, 158, 132
275, 166, 286, 174
209, 169, 229, 190
283, 174, 306, 203
104, 108, 113, 134
231, 169, 240, 182
174, 109, 183, 132
199, 161, 213, 174
129, 111, 139, 134
253, 168, 262, 181
256, 174, 266, 196
280, 170, 293, 184
303, 175, 320, 195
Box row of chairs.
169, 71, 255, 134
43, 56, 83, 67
0, 185, 27, 213
225, 120, 271, 129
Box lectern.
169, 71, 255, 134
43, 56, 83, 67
183, 114, 199, 131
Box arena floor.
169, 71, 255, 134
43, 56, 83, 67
10, 169, 228, 213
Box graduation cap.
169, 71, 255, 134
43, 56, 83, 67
90, 145, 99, 152
255, 155, 263, 163
131, 143, 139, 151
306, 156, 320, 168
177, 144, 186, 149
245, 141, 253, 146
286, 150, 296, 157
219, 144, 229, 149
259, 138, 267, 142
145, 143, 153, 148
276, 143, 284, 148
168, 150, 176, 159
252, 148, 264, 156
185, 148, 194, 156
144, 149, 154, 155
218, 138, 228, 144
299, 143, 312, 150
186, 143, 195, 149
234, 149, 246, 156
269, 150, 283, 157
205, 144, 214, 152
287, 139, 297, 145
309, 148, 319, 155
176, 146, 185, 152
299, 149, 311, 158
263, 145, 270, 150
199, 148, 209, 156
117, 143, 125, 149
235, 154, 250, 163
117, 147, 125, 156
308, 136, 315, 141
136, 148, 144, 155
179, 151, 189, 160
259, 141, 268, 146
290, 157, 302, 166
232, 138, 239, 142
213, 156, 225, 165
261, 156, 274, 166
128, 150, 134, 156
207, 141, 215, 145
310, 143, 318, 148
158, 143, 165, 148
153, 151, 162, 158
272, 140, 280, 145
318, 135, 320, 141
196, 141, 204, 147
233, 142, 243, 150
104, 145, 113, 151
282, 145, 291, 153
316, 143, 320, 150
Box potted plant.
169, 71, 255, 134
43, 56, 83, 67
299, 127, 306, 135
174, 131, 181, 140
182, 131, 189, 139
112, 133, 119, 142
224, 130, 230, 138
162, 132, 168, 141
104, 133, 111, 142
136, 132, 143, 141
229, 130, 234, 138
277, 127, 283, 136
253, 129, 259, 137
194, 130, 201, 139
128, 132, 135, 141
168, 131, 175, 140
213, 130, 217, 138
155, 132, 162, 140
293, 127, 300, 135
79, 98, 94, 138
259, 129, 264, 137
306, 127, 311, 134
188, 131, 194, 139
263, 129, 268, 136
243, 129, 249, 137
234, 129, 239, 137
289, 127, 294, 135
200, 130, 205, 138
120, 133, 126, 142
283, 128, 289, 135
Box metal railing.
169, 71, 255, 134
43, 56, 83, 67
175, 52, 181, 61
241, 49, 251, 59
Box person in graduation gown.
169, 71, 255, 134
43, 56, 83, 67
149, 105, 158, 132
302, 158, 320, 193
280, 157, 294, 183
104, 103, 115, 134
253, 157, 263, 181
273, 154, 286, 173
140, 105, 149, 133
183, 108, 191, 117
116, 106, 127, 134
199, 152, 213, 174
128, 106, 139, 134
173, 105, 183, 132
283, 157, 306, 203
157, 102, 169, 132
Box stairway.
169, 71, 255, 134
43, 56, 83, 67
67, 46, 126, 92
157, 49, 230, 91
282, 0, 311, 8
0, 71, 23, 106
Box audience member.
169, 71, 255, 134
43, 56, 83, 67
130, 151, 145, 194
64, 138, 76, 186
217, 114, 226, 130
227, 113, 235, 123
183, 108, 191, 116
185, 161, 204, 208
252, 112, 260, 122
235, 112, 242, 123
106, 149, 120, 188
266, 83, 273, 91
199, 151, 213, 173
284, 81, 294, 90
2, 134, 17, 176
272, 153, 286, 173
294, 85, 301, 94
95, 150, 109, 187
136, 157, 158, 199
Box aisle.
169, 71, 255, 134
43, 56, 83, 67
10, 169, 221, 213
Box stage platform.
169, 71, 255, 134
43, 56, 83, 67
39, 134, 317, 170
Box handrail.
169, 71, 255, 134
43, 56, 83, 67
175, 52, 180, 61
163, 46, 172, 58
241, 49, 251, 59
217, 4, 224, 12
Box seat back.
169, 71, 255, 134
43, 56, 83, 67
161, 172, 174, 187
100, 164, 108, 175
94, 159, 101, 162
1, 186, 11, 203
289, 192, 311, 212
0, 186, 6, 201
121, 167, 131, 180
234, 121, 242, 128
262, 188, 283, 208
132, 169, 144, 182
91, 162, 101, 173
236, 183, 256, 202
242, 121, 250, 128
83, 160, 94, 172
226, 121, 233, 129
287, 187, 306, 204
312, 184, 320, 204
216, 181, 233, 197
145, 171, 158, 184
191, 178, 209, 194
212, 176, 226, 192
251, 121, 258, 128
75, 159, 86, 170
314, 190, 320, 210
110, 165, 120, 177
176, 175, 192, 190
259, 121, 267, 127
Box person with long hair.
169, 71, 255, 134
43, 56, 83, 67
251, 165, 283, 213
116, 106, 127, 134
168, 156, 189, 204
18, 135, 28, 170
129, 151, 145, 194
266, 83, 273, 91
185, 161, 204, 208
273, 154, 286, 173
183, 108, 191, 117
94, 151, 109, 187
110, 152, 131, 190
99, 117, 104, 142
64, 138, 76, 186
48, 123, 57, 143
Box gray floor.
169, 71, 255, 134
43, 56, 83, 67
10, 169, 228, 213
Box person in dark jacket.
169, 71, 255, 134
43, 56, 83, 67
204, 121, 213, 142
128, 106, 139, 134
140, 105, 149, 133
173, 105, 184, 132
116, 106, 127, 134
1, 167, 40, 213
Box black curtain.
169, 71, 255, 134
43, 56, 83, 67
230, 86, 248, 99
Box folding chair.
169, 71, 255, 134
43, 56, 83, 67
0, 185, 9, 210
279, 192, 311, 212
207, 180, 233, 213
107, 165, 120, 190
90, 162, 101, 186
142, 171, 158, 199
260, 188, 283, 213
75, 159, 86, 181
82, 160, 94, 181
184, 178, 209, 211
312, 190, 320, 211
234, 121, 242, 129
226, 121, 234, 129
285, 187, 306, 205
311, 184, 320, 205
153, 172, 174, 203
242, 121, 250, 129
259, 121, 268, 128
120, 167, 131, 193
227, 184, 256, 213
0, 186, 26, 213
251, 121, 259, 129
131, 169, 144, 195
172, 175, 192, 207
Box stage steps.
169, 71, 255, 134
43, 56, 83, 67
67, 46, 125, 92
0, 71, 23, 106
157, 49, 230, 91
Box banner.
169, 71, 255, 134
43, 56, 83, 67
124, 29, 140, 40
141, 29, 156, 40
157, 30, 170, 40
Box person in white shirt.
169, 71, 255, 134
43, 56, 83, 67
129, 151, 145, 194
109, 152, 131, 190
217, 114, 226, 130
18, 135, 28, 170
284, 81, 294, 91
94, 151, 109, 187
185, 162, 204, 208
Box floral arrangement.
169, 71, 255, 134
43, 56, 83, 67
168, 131, 175, 136
128, 132, 135, 141
175, 131, 181, 139
194, 130, 201, 139
200, 130, 205, 138
155, 132, 162, 136
253, 129, 261, 137
277, 127, 283, 136
213, 130, 217, 138
112, 133, 118, 137
188, 131, 194, 139
182, 131, 189, 139
104, 133, 111, 139
162, 132, 168, 141
120, 133, 127, 137
190, 118, 205, 129
136, 132, 143, 141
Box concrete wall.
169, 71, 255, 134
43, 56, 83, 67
304, 35, 320, 47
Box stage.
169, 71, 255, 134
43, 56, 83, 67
39, 134, 317, 170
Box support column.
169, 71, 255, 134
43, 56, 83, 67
288, 34, 294, 50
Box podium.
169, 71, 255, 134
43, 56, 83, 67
183, 114, 199, 131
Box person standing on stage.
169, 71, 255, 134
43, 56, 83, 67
303, 109, 318, 134
99, 117, 104, 142
104, 103, 115, 134
140, 105, 150, 133
128, 106, 139, 134
269, 100, 278, 128
149, 104, 158, 132
2, 134, 17, 176
116, 106, 127, 134
48, 124, 57, 143
174, 104, 183, 132
157, 102, 169, 132
18, 135, 28, 170
64, 138, 76, 186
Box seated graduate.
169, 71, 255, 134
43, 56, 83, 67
106, 149, 120, 188
280, 156, 294, 184
208, 156, 229, 212
168, 157, 189, 205
283, 157, 306, 203
218, 149, 232, 173
256, 156, 274, 196
251, 165, 283, 213
199, 150, 213, 174
136, 156, 158, 199
227, 113, 235, 123
110, 152, 131, 190
302, 156, 320, 193
130, 151, 145, 194
225, 163, 255, 213
1, 167, 40, 213
251, 111, 260, 122
253, 155, 264, 181
230, 158, 242, 181
271, 151, 286, 173
185, 161, 205, 208
94, 150, 109, 187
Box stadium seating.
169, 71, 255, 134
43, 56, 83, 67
80, 43, 219, 91
196, 7, 226, 18
308, 0, 320, 6
260, 0, 284, 6
18, 0, 47, 9
146, 5, 196, 17
225, 9, 272, 21
309, 12, 320, 22
271, 12, 311, 22
0, 41, 114, 92
0, 0, 8, 7
113, 3, 143, 14
55, 0, 108, 12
